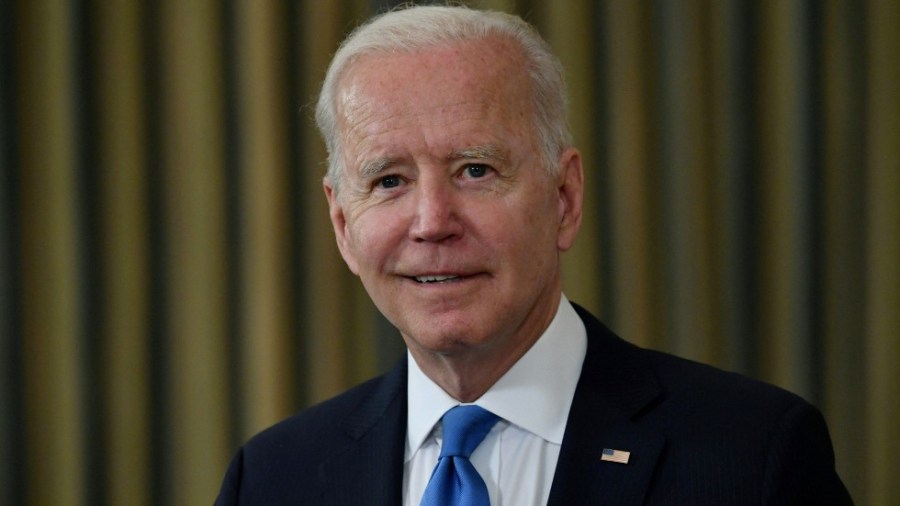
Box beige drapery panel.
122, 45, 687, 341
2, 1, 897, 504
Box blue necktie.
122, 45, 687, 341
421, 405, 500, 506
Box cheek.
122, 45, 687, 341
516, 189, 558, 233
479, 204, 540, 255
502, 193, 561, 263
345, 210, 405, 267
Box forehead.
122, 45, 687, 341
339, 35, 528, 101
334, 37, 535, 159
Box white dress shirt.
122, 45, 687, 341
403, 295, 588, 506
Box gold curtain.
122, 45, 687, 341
2, 0, 897, 504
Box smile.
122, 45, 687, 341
413, 275, 462, 283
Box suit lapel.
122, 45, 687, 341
318, 358, 408, 505
548, 305, 666, 506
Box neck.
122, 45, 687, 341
413, 349, 526, 402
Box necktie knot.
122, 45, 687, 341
420, 405, 499, 506
439, 405, 500, 458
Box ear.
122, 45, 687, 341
323, 178, 360, 275
555, 147, 584, 252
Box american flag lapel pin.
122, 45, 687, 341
601, 448, 631, 464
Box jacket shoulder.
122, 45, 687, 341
216, 360, 407, 505
570, 303, 851, 504
244, 357, 405, 462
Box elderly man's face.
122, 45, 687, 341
325, 38, 583, 365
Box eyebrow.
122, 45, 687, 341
450, 145, 508, 162
359, 157, 396, 179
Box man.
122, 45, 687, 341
217, 5, 851, 505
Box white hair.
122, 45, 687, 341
315, 4, 572, 194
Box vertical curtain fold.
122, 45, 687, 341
821, 0, 868, 496
155, 1, 231, 503
15, 2, 85, 504
656, 0, 722, 365
756, 0, 816, 398
708, 0, 760, 376
865, 2, 900, 503
604, 0, 663, 349
92, 1, 151, 504
231, 0, 295, 444
0, 1, 18, 502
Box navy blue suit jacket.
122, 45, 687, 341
216, 305, 851, 505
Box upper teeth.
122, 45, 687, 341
415, 275, 459, 283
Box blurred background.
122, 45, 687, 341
1, 0, 897, 504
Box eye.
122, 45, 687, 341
464, 164, 491, 178
377, 175, 402, 189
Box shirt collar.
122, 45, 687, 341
405, 294, 588, 460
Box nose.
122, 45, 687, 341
409, 180, 463, 243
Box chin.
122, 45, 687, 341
404, 327, 489, 355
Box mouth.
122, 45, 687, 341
412, 274, 463, 284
